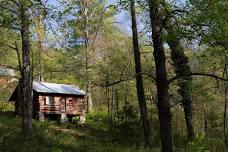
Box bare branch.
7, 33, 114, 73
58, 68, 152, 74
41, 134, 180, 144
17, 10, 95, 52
169, 72, 228, 84
162, 9, 188, 30
91, 5, 111, 47
170, 100, 181, 109
0, 41, 22, 73
0, 42, 17, 50
93, 71, 156, 88
141, 72, 156, 81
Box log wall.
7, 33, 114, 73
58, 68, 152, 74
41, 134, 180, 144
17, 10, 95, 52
38, 95, 84, 116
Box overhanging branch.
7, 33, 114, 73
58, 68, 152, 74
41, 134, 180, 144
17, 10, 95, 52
141, 72, 156, 82
168, 72, 228, 84
170, 100, 181, 109
93, 72, 156, 88
0, 42, 17, 50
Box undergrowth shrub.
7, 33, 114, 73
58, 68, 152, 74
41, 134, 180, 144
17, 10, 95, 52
187, 133, 209, 152
0, 102, 14, 112
86, 110, 108, 122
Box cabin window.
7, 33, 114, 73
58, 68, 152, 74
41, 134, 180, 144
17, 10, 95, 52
44, 96, 55, 105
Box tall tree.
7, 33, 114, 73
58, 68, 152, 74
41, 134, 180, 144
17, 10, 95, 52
67, 0, 109, 112
147, 0, 174, 151
0, 0, 33, 137
165, 23, 195, 138
79, 0, 93, 112
33, 2, 45, 82
130, 0, 151, 146
20, 0, 33, 138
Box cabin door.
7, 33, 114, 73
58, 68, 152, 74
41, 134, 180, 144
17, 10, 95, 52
61, 97, 66, 112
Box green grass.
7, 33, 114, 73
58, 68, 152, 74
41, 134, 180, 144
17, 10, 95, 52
0, 111, 158, 152
0, 103, 226, 152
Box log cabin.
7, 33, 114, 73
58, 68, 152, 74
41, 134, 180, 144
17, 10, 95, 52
9, 82, 86, 122
0, 66, 17, 103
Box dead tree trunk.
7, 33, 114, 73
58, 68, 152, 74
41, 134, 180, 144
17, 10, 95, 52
165, 24, 195, 139
130, 0, 151, 147
20, 1, 33, 138
148, 0, 174, 151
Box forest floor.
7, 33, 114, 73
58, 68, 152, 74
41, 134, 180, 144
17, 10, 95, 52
0, 104, 225, 152
0, 110, 158, 152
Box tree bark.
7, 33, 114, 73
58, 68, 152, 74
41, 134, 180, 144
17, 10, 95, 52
81, 1, 93, 112
148, 0, 174, 151
87, 81, 93, 112
16, 79, 23, 115
20, 1, 33, 138
223, 58, 228, 147
36, 10, 45, 82
165, 24, 195, 139
224, 86, 228, 147
130, 0, 151, 147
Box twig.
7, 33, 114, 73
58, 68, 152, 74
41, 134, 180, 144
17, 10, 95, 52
170, 100, 181, 109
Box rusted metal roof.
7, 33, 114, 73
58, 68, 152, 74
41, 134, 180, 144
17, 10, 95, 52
33, 82, 86, 96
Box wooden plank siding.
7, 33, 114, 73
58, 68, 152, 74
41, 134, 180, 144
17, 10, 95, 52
38, 96, 84, 116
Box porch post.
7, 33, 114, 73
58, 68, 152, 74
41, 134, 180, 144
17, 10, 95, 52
38, 112, 44, 121
61, 113, 68, 123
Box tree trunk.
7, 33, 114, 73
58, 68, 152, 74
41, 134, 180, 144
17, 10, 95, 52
148, 0, 174, 151
37, 26, 44, 82
203, 102, 207, 137
85, 21, 93, 113
130, 0, 151, 147
80, 1, 93, 113
116, 90, 120, 125
224, 86, 228, 147
223, 59, 228, 147
20, 1, 33, 138
165, 24, 195, 139
34, 6, 45, 82
106, 84, 111, 132
87, 82, 93, 112
16, 79, 23, 115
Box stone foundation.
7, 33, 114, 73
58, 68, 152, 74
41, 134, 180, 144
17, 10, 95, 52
79, 114, 86, 124
61, 113, 68, 123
